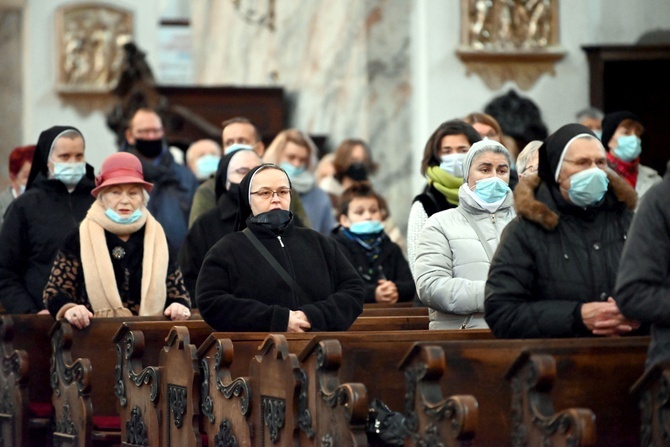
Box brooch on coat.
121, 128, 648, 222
112, 246, 126, 260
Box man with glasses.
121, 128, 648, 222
485, 124, 642, 339
124, 108, 198, 252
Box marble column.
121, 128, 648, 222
192, 0, 414, 232
0, 8, 24, 187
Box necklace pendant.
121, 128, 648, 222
112, 246, 126, 260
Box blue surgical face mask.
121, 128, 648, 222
566, 167, 609, 207
280, 162, 306, 178
472, 177, 509, 203
18, 184, 26, 195
52, 162, 86, 187
195, 154, 221, 180
439, 153, 466, 177
613, 135, 642, 162
224, 143, 254, 155
593, 129, 602, 140
348, 220, 384, 235
105, 208, 143, 224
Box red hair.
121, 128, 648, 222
9, 145, 36, 177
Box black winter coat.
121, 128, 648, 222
196, 219, 364, 332
616, 177, 670, 367
485, 173, 637, 338
179, 194, 237, 300
331, 228, 415, 303
0, 174, 95, 313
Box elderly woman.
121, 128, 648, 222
0, 126, 95, 314
407, 120, 481, 272
179, 148, 262, 298
485, 124, 640, 338
197, 164, 364, 332
44, 152, 191, 328
414, 140, 515, 329
263, 129, 336, 234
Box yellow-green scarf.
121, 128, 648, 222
426, 166, 462, 206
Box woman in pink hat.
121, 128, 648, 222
43, 152, 192, 329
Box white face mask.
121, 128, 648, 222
52, 162, 86, 187
439, 153, 467, 177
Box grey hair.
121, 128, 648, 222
575, 107, 604, 122
516, 140, 542, 174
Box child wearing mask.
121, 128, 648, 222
332, 183, 415, 304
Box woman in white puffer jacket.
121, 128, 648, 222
414, 140, 516, 329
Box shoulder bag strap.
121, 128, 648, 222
242, 228, 312, 305
456, 207, 495, 261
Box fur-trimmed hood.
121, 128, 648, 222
514, 169, 637, 230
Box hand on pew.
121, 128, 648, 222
375, 280, 399, 303
581, 297, 640, 336
288, 310, 311, 332
37, 309, 50, 315
64, 304, 93, 329
164, 302, 191, 320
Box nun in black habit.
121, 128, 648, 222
484, 123, 641, 339
178, 148, 262, 299
0, 126, 95, 313
196, 163, 364, 332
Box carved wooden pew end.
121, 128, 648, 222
505, 351, 596, 447
631, 360, 670, 447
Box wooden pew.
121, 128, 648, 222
349, 315, 430, 331
399, 337, 648, 446
630, 360, 670, 447
112, 320, 214, 447
0, 315, 56, 447
49, 316, 211, 447
359, 307, 428, 317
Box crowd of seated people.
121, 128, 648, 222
0, 104, 666, 369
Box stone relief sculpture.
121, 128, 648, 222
458, 0, 564, 90
56, 4, 132, 93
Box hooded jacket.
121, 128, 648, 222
416, 179, 516, 329
0, 126, 95, 313
484, 124, 637, 338
196, 164, 364, 331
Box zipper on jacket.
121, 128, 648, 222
277, 236, 284, 247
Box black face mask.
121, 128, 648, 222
345, 162, 369, 181
226, 182, 240, 206
134, 138, 164, 159
249, 209, 293, 231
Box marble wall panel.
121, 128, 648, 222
192, 0, 414, 231
0, 9, 23, 188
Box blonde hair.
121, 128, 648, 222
263, 129, 319, 171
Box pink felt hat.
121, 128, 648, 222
91, 152, 153, 198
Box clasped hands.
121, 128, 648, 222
581, 297, 640, 337
375, 280, 399, 304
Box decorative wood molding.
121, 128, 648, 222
458, 0, 565, 90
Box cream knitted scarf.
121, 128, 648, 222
80, 200, 168, 317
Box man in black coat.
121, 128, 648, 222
485, 124, 639, 338
616, 177, 670, 367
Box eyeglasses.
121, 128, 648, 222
234, 167, 251, 176
522, 164, 538, 174
134, 127, 164, 137
250, 188, 292, 200
563, 158, 608, 169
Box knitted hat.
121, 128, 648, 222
91, 152, 153, 197
600, 111, 640, 149
462, 140, 511, 183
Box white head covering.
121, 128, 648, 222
462, 140, 511, 183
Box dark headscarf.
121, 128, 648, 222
600, 111, 640, 149
538, 123, 597, 188
234, 164, 292, 231
26, 125, 93, 190
214, 149, 254, 201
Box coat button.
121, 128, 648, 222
593, 243, 601, 250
